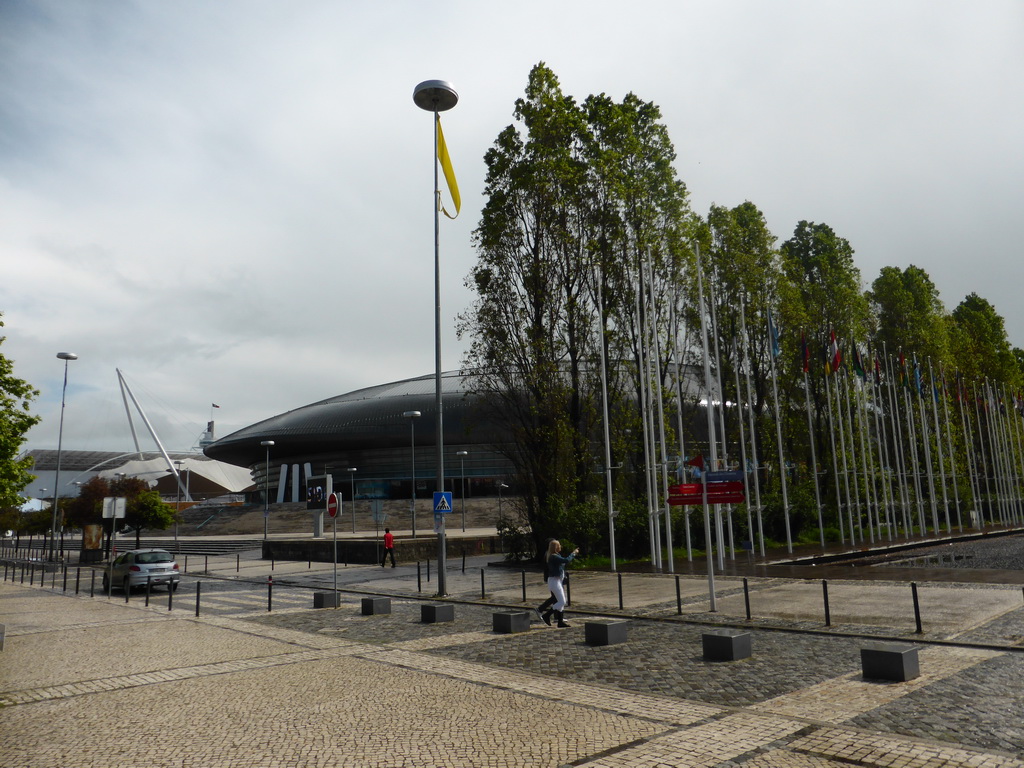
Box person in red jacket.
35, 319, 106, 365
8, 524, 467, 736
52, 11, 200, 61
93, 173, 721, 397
381, 528, 396, 567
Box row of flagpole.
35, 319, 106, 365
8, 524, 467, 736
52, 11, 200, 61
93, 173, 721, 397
624, 245, 1024, 576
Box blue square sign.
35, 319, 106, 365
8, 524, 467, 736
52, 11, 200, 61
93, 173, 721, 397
433, 491, 453, 513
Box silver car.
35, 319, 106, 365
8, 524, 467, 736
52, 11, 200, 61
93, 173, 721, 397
103, 549, 181, 593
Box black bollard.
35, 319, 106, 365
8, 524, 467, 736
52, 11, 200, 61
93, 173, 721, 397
90, 570, 95, 597
236, 553, 240, 573
62, 565, 68, 592
743, 577, 751, 621
521, 570, 527, 602
427, 558, 431, 582
675, 574, 682, 615
565, 576, 571, 607
417, 562, 422, 593
195, 581, 201, 617
267, 575, 273, 612
168, 582, 173, 611
462, 550, 466, 573
480, 567, 486, 599
822, 580, 831, 626
75, 568, 81, 595
911, 582, 922, 633
618, 573, 624, 610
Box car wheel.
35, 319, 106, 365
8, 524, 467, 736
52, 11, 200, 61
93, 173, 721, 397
102, 574, 109, 592
122, 576, 132, 594
170, 581, 179, 592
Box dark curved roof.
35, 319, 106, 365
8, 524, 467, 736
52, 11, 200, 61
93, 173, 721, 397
204, 371, 501, 468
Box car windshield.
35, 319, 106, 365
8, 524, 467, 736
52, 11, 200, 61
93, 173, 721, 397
136, 552, 173, 564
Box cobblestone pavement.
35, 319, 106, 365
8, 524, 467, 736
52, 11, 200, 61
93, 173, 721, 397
2, 560, 1023, 767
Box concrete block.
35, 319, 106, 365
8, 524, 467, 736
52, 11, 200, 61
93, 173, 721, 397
702, 629, 752, 661
492, 611, 531, 634
861, 642, 920, 681
313, 592, 341, 609
585, 619, 628, 646
421, 603, 455, 623
361, 596, 391, 615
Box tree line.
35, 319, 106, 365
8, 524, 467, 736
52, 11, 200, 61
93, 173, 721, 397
460, 63, 1023, 563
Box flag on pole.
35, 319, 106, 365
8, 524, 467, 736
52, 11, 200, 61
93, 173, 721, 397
212, 403, 220, 409
767, 311, 781, 358
852, 346, 866, 380
825, 330, 841, 375
436, 116, 461, 219
686, 454, 705, 470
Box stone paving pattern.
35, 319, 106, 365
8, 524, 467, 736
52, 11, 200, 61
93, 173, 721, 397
3, 553, 1024, 767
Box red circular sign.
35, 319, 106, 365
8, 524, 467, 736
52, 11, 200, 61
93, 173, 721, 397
327, 493, 339, 518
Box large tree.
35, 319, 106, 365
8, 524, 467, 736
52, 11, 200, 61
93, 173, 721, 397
0, 314, 41, 511
460, 63, 694, 554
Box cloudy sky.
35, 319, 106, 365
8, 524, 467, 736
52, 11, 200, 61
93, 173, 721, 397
3, 1, 1022, 460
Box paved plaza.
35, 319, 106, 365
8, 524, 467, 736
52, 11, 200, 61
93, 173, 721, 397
1, 544, 1023, 767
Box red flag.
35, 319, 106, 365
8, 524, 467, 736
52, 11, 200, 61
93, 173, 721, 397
686, 455, 705, 470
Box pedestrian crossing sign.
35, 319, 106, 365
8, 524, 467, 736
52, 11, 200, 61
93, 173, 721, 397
433, 491, 453, 513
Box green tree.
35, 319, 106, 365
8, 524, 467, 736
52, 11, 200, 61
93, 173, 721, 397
868, 264, 948, 362
949, 293, 1019, 385
0, 314, 41, 510
461, 63, 694, 558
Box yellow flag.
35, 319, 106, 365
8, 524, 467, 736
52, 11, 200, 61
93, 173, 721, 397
437, 116, 460, 219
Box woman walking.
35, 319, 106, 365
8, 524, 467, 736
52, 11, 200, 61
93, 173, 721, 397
541, 539, 578, 628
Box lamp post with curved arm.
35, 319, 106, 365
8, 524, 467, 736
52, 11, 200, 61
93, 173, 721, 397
49, 352, 78, 561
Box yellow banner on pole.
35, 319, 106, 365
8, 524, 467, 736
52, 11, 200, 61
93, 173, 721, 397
437, 116, 460, 219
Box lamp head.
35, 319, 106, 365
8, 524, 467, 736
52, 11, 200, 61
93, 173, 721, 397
403, 410, 422, 419
260, 440, 275, 448
56, 352, 78, 361
413, 80, 458, 112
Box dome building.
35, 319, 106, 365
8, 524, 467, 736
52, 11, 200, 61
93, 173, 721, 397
203, 371, 514, 507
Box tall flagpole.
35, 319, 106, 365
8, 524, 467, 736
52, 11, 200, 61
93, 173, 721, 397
939, 365, 963, 532
595, 262, 617, 570
902, 354, 926, 534
739, 298, 765, 556
695, 245, 718, 608
956, 373, 981, 528
766, 309, 792, 553
928, 359, 951, 532
708, 269, 730, 567
824, 357, 845, 545
884, 348, 911, 537
670, 301, 693, 562
647, 256, 674, 572
841, 371, 863, 542
802, 334, 824, 548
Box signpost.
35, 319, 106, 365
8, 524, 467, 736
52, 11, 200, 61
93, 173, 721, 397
327, 493, 340, 595
668, 482, 745, 506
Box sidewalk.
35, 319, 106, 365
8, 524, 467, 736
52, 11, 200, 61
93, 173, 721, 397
2, 551, 1023, 767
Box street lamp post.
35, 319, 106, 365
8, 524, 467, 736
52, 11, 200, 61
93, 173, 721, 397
403, 411, 421, 538
346, 468, 357, 534
456, 451, 468, 531
260, 440, 275, 540
49, 352, 78, 560
414, 78, 458, 597
174, 460, 183, 550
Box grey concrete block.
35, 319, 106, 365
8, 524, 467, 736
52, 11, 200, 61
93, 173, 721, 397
702, 629, 752, 661
492, 611, 531, 634
421, 603, 455, 623
585, 619, 628, 646
313, 592, 341, 609
861, 642, 920, 681
361, 596, 391, 615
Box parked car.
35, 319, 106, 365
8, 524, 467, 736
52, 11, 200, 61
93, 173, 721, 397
103, 549, 181, 593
